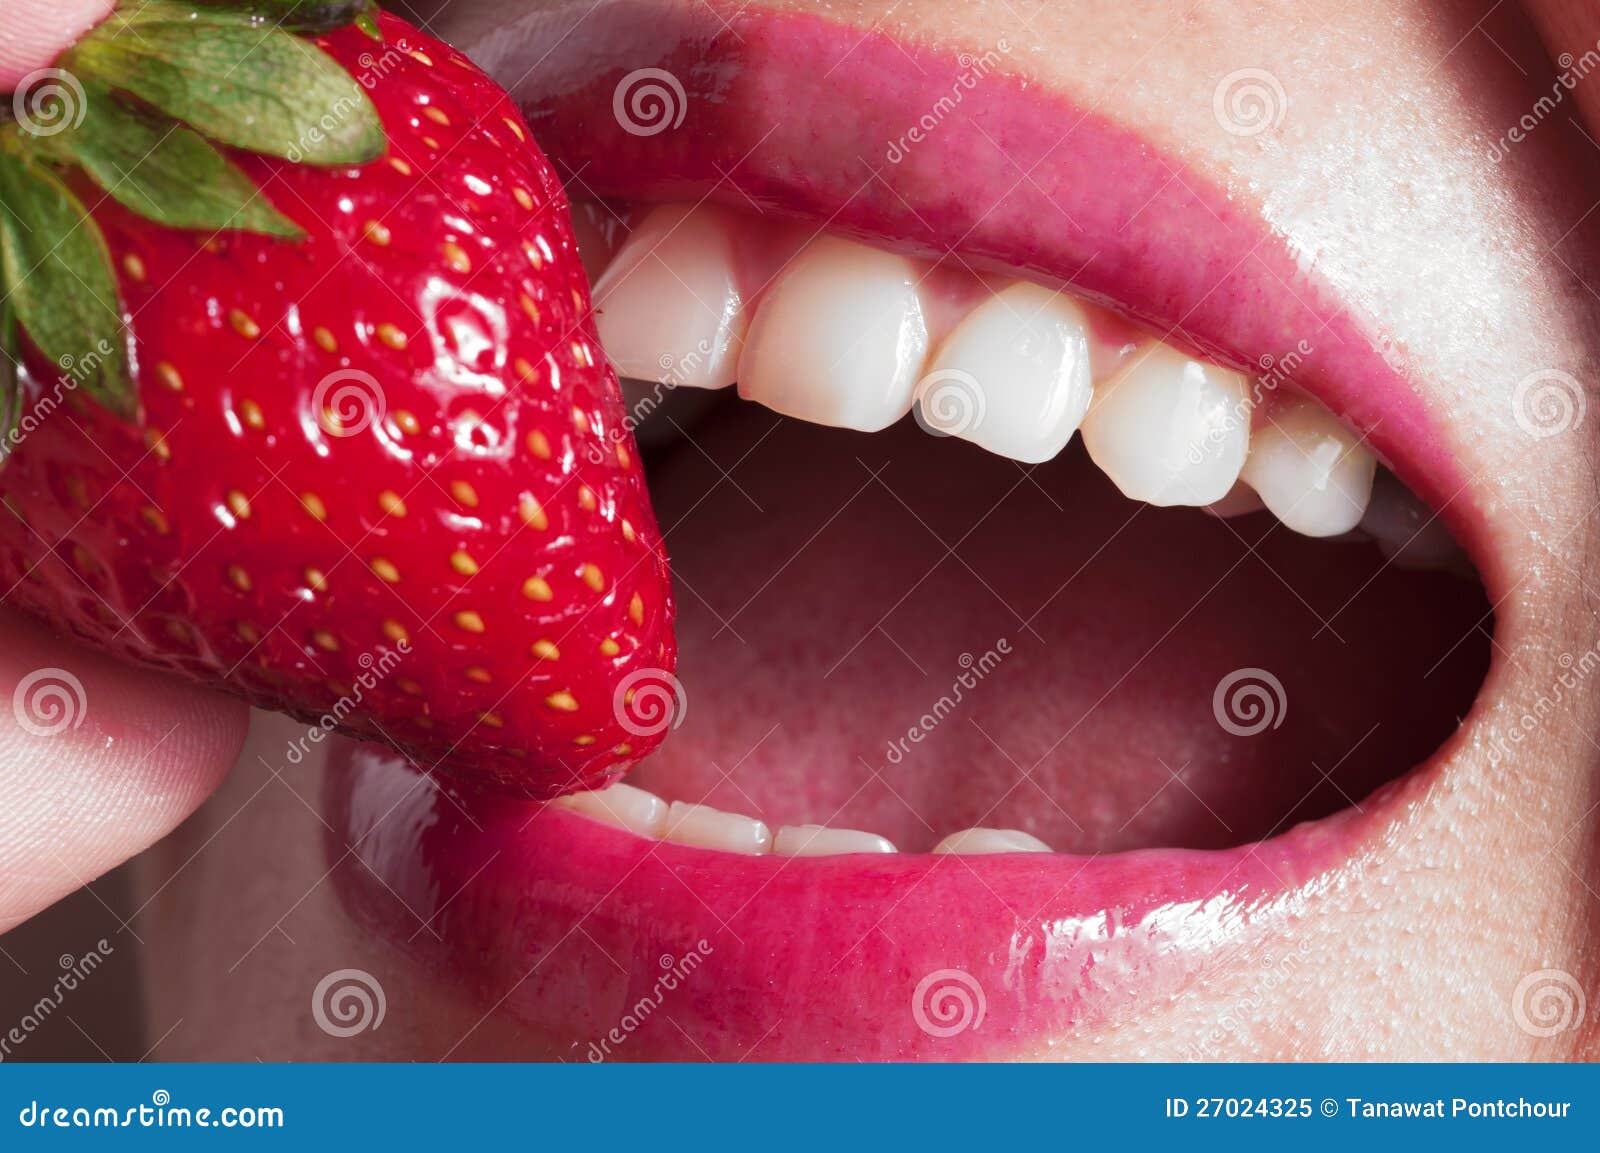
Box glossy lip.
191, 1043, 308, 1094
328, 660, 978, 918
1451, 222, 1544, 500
327, 4, 1503, 1060
328, 741, 1438, 1061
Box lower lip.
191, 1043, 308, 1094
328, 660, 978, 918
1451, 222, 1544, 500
326, 740, 1428, 1060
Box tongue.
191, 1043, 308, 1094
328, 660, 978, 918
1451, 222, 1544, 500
629, 395, 1489, 853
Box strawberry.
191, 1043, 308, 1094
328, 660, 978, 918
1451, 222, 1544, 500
0, 1, 675, 798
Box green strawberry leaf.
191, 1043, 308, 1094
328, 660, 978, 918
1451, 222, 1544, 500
0, 299, 20, 453
196, 1, 378, 34
68, 2, 385, 167
57, 88, 302, 239
0, 154, 133, 418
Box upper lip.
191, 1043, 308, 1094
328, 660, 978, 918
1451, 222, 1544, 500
487, 2, 1494, 584
328, 2, 1504, 1060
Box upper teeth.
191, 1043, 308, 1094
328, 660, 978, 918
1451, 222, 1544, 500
1080, 341, 1252, 506
1240, 394, 1376, 537
917, 281, 1093, 464
587, 200, 1383, 538
593, 202, 750, 390
737, 235, 930, 433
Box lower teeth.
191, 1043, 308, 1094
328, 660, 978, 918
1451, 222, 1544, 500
554, 786, 1054, 857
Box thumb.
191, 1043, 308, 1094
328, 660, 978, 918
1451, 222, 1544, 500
0, 614, 250, 933
0, 0, 116, 91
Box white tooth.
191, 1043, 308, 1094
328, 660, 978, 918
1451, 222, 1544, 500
570, 201, 627, 283
932, 828, 1053, 854
773, 824, 897, 856
664, 801, 773, 855
1081, 342, 1252, 506
1360, 469, 1466, 571
1241, 395, 1376, 537
593, 203, 747, 390
1205, 480, 1266, 519
738, 235, 929, 432
915, 281, 1093, 463
553, 782, 668, 838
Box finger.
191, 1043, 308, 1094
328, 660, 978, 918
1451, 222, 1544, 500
0, 0, 114, 91
1523, 1, 1600, 142
0, 612, 250, 933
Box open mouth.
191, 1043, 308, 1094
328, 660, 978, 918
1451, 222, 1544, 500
328, 4, 1499, 1060
564, 197, 1488, 860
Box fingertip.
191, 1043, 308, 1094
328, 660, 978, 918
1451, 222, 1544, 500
0, 615, 250, 933
0, 0, 116, 91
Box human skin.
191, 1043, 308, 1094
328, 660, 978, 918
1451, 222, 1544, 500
2, 0, 1598, 1059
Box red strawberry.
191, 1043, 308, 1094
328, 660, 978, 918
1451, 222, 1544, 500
0, 3, 675, 797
